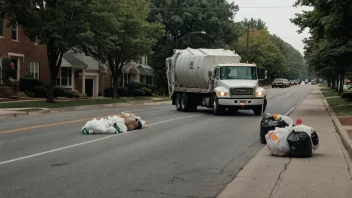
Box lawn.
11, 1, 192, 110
320, 87, 332, 91
332, 106, 352, 116
0, 97, 169, 109
319, 84, 327, 87
322, 91, 339, 97
326, 97, 352, 106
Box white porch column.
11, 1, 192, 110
151, 76, 153, 85
122, 73, 125, 87
71, 69, 75, 90
82, 69, 86, 94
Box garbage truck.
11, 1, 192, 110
166, 48, 267, 115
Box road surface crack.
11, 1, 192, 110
268, 158, 291, 198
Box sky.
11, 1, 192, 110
228, 0, 312, 55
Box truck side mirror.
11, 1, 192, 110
208, 69, 214, 80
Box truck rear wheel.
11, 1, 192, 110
181, 93, 197, 112
253, 105, 263, 116
175, 94, 183, 111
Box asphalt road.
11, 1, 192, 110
0, 85, 314, 198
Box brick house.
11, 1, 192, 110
0, 18, 155, 98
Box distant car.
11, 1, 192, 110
283, 79, 290, 88
311, 80, 316, 85
272, 78, 284, 88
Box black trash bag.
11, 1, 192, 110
311, 131, 319, 150
260, 113, 290, 144
287, 131, 313, 158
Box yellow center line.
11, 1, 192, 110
0, 114, 116, 135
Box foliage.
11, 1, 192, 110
33, 86, 48, 98
132, 89, 145, 97
291, 0, 352, 95
82, 0, 164, 98
65, 90, 79, 98
26, 92, 35, 98
0, 0, 95, 102
235, 29, 286, 80
148, 0, 240, 89
141, 87, 152, 96
104, 87, 128, 97
125, 82, 155, 95
19, 77, 44, 92
53, 87, 66, 97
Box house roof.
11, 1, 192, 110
63, 53, 87, 68
137, 66, 153, 76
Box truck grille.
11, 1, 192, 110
230, 88, 254, 95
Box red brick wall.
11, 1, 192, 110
0, 19, 49, 84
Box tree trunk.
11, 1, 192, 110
112, 70, 122, 98
327, 76, 331, 87
339, 70, 344, 96
332, 75, 336, 90
335, 75, 339, 92
47, 59, 59, 103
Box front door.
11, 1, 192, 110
10, 58, 19, 80
85, 79, 94, 97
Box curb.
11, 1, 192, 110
321, 92, 352, 157
0, 99, 171, 117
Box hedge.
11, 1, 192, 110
33, 86, 48, 98
126, 82, 157, 95
141, 87, 152, 96
20, 77, 44, 92
132, 89, 145, 97
104, 87, 128, 97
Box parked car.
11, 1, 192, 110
272, 78, 284, 88
272, 78, 290, 88
283, 79, 290, 88
311, 80, 316, 85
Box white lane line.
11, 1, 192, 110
0, 114, 200, 166
284, 88, 312, 116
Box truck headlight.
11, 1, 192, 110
218, 92, 228, 97
256, 91, 264, 96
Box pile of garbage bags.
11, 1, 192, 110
260, 113, 293, 144
81, 112, 147, 134
261, 113, 319, 158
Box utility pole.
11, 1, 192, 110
246, 23, 249, 63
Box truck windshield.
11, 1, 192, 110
220, 66, 257, 80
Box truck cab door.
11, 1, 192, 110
214, 68, 220, 86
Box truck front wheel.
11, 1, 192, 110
253, 105, 263, 116
212, 95, 224, 115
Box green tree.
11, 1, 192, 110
82, 0, 164, 98
148, 0, 240, 89
236, 29, 286, 81
0, 0, 94, 102
292, 0, 352, 95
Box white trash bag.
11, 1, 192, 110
265, 125, 293, 157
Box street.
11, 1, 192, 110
0, 85, 314, 198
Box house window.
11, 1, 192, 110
57, 67, 72, 86
0, 19, 3, 37
29, 62, 40, 79
12, 24, 18, 40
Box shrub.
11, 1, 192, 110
158, 88, 167, 96
341, 93, 352, 101
131, 89, 145, 97
104, 87, 128, 97
19, 77, 44, 92
126, 82, 156, 94
33, 85, 48, 98
53, 86, 66, 97
65, 90, 79, 98
141, 87, 152, 96
104, 87, 114, 97
26, 92, 35, 98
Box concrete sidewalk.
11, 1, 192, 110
218, 88, 352, 198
